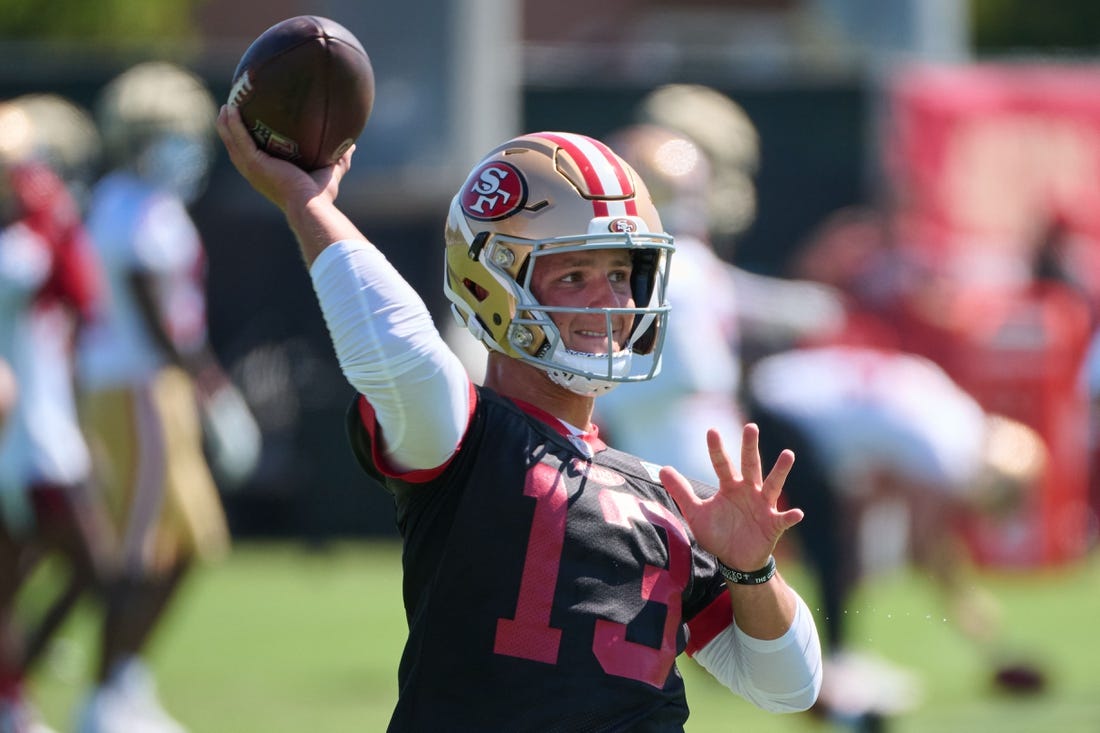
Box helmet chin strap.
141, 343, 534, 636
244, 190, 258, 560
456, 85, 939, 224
543, 346, 632, 397
546, 369, 621, 397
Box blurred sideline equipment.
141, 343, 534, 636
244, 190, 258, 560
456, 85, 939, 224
229, 15, 375, 171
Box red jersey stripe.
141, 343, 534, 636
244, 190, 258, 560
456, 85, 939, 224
355, 379, 478, 483
684, 590, 733, 656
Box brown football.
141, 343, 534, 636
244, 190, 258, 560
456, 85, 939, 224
228, 15, 374, 171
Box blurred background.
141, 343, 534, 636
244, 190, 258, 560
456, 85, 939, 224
7, 0, 1098, 550
3, 1, 1100, 730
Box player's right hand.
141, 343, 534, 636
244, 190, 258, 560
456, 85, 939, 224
216, 104, 354, 214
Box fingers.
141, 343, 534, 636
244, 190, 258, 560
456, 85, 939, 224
659, 465, 699, 516
706, 428, 739, 484
776, 505, 805, 531
318, 144, 356, 190
339, 144, 357, 170
739, 423, 762, 487
216, 105, 243, 149
217, 104, 260, 173
764, 448, 796, 504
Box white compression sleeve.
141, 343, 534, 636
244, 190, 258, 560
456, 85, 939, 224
309, 239, 471, 472
692, 592, 823, 713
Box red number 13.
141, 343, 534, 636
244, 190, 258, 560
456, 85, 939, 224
494, 463, 691, 688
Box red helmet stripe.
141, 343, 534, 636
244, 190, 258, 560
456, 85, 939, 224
532, 132, 639, 218
585, 136, 638, 214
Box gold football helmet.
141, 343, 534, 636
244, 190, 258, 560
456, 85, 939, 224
444, 132, 674, 395
637, 84, 759, 242
96, 61, 216, 201
7, 93, 102, 206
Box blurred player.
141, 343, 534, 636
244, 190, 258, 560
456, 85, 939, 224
0, 98, 114, 733
219, 104, 822, 729
635, 83, 759, 255
74, 62, 249, 733
632, 84, 845, 366
596, 92, 843, 483
5, 93, 103, 213
746, 344, 1049, 729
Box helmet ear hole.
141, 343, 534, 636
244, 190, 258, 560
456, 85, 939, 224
462, 278, 489, 302
631, 317, 659, 355
630, 249, 658, 307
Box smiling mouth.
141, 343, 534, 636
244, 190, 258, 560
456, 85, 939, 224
572, 327, 627, 354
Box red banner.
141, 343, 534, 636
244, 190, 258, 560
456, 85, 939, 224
883, 63, 1099, 567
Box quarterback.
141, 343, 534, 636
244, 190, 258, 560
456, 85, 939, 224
218, 105, 821, 731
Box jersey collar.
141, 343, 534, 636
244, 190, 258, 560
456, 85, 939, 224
509, 397, 608, 457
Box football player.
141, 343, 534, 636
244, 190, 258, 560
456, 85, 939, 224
0, 98, 113, 733
218, 105, 822, 730
747, 344, 1050, 724
75, 62, 243, 733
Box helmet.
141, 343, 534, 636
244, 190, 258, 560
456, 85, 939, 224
605, 124, 710, 239
444, 131, 675, 396
636, 84, 759, 242
0, 99, 35, 167
8, 94, 102, 206
0, 100, 28, 220
96, 61, 216, 201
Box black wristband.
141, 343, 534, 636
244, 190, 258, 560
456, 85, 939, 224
716, 555, 777, 585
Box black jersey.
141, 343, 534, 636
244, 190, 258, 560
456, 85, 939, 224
347, 385, 731, 733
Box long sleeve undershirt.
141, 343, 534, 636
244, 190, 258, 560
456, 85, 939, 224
310, 239, 470, 473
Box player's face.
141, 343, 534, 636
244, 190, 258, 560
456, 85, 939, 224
530, 248, 635, 354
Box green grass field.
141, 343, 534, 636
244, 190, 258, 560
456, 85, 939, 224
25, 541, 1100, 732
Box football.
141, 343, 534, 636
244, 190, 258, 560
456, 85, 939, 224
228, 15, 375, 171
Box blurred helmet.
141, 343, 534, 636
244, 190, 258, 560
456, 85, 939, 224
605, 124, 710, 239
0, 100, 34, 167
96, 61, 216, 201
0, 100, 32, 220
637, 84, 760, 240
8, 93, 102, 205
444, 131, 675, 396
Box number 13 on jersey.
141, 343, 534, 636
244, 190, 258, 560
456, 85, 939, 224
494, 463, 692, 688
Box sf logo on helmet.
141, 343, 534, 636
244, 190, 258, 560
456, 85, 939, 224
609, 218, 639, 233
461, 161, 527, 221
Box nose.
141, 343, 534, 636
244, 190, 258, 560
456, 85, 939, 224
587, 275, 631, 308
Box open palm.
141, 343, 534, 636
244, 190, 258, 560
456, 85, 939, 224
660, 424, 803, 572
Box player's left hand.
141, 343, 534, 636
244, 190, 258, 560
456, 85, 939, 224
660, 423, 803, 573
